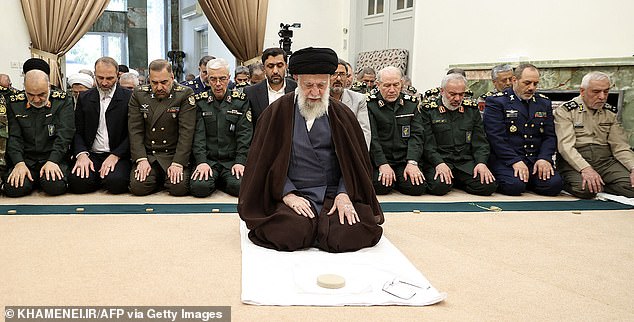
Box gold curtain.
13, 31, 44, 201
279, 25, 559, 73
20, 0, 110, 87
197, 0, 269, 64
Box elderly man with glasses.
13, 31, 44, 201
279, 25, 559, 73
189, 58, 253, 197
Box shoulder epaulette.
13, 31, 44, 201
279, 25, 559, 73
403, 94, 418, 103
424, 87, 440, 98
173, 84, 187, 92
494, 91, 505, 97
604, 103, 618, 113
194, 91, 209, 101
231, 90, 246, 100
562, 101, 579, 111
465, 89, 474, 97
366, 93, 379, 102
140, 85, 151, 92
405, 85, 418, 94
480, 91, 494, 99
9, 93, 26, 102
424, 101, 439, 109
461, 99, 477, 108
50, 89, 67, 100
537, 93, 550, 100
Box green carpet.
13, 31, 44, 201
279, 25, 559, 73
0, 199, 630, 215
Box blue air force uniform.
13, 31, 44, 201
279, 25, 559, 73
483, 89, 562, 196
180, 76, 210, 95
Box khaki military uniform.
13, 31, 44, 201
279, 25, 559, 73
367, 90, 426, 195
190, 89, 253, 197
128, 83, 197, 196
421, 97, 497, 196
554, 96, 634, 198
4, 89, 75, 197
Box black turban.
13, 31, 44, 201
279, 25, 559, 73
23, 58, 50, 75
288, 47, 338, 75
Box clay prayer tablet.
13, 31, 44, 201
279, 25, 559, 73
316, 274, 346, 289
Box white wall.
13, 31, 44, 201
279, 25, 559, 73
263, 0, 347, 59
411, 0, 634, 90
0, 0, 32, 90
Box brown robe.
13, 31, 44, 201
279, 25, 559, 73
238, 92, 384, 253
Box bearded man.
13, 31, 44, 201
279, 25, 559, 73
238, 47, 384, 253
4, 69, 75, 197
69, 57, 133, 194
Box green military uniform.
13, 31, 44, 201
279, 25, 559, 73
4, 89, 75, 197
350, 81, 371, 94
554, 96, 634, 198
367, 89, 426, 195
421, 97, 497, 195
423, 87, 474, 105
0, 85, 15, 184
128, 83, 197, 196
190, 89, 253, 197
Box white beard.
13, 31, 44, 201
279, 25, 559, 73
442, 95, 460, 111
298, 90, 329, 120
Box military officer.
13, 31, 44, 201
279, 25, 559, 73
368, 66, 426, 195
477, 64, 514, 112
4, 70, 75, 197
554, 71, 634, 198
181, 55, 214, 94
421, 73, 497, 196
483, 63, 563, 196
190, 58, 253, 197
423, 68, 474, 104
0, 90, 9, 186
128, 59, 197, 196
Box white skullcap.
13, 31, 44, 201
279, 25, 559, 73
68, 73, 94, 89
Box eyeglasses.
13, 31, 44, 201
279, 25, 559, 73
208, 76, 229, 84
332, 72, 347, 79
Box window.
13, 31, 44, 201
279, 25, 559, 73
367, 0, 384, 15
147, 0, 166, 62
396, 0, 413, 10
197, 28, 209, 58
106, 0, 127, 12
66, 33, 127, 76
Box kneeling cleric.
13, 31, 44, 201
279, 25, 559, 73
238, 47, 384, 253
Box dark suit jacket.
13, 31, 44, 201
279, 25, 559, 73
73, 86, 133, 159
244, 78, 297, 127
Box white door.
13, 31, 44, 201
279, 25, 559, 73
354, 0, 415, 74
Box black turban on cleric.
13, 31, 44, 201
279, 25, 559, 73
23, 58, 51, 75
288, 47, 338, 75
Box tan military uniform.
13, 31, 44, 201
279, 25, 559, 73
554, 95, 634, 198
128, 83, 197, 196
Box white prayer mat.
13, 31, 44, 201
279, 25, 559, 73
596, 192, 634, 206
240, 221, 446, 306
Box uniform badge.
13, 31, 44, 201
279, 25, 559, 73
378, 100, 385, 107
208, 96, 214, 103
140, 104, 149, 118
458, 106, 464, 113
167, 106, 180, 118
539, 127, 544, 133
188, 95, 195, 106
466, 130, 472, 143
438, 105, 446, 113
0, 104, 6, 115
509, 125, 517, 133
226, 95, 232, 103
246, 110, 252, 122
401, 125, 411, 138
534, 111, 547, 118
399, 98, 404, 106
509, 94, 515, 101
47, 124, 55, 136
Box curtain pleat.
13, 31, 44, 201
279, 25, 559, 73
198, 0, 269, 64
20, 0, 110, 87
